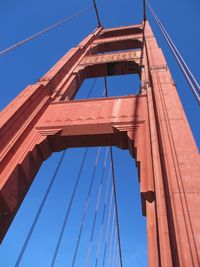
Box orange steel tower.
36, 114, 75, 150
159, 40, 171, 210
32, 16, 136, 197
0, 21, 199, 266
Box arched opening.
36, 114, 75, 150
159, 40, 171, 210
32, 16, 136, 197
0, 147, 148, 266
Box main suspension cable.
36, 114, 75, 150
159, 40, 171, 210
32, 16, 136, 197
146, 0, 200, 104
15, 150, 67, 267
104, 77, 123, 267
0, 6, 93, 57
50, 148, 89, 267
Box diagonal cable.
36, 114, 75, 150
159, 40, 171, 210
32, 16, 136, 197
15, 150, 67, 267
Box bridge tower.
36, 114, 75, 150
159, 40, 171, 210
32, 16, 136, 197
0, 21, 199, 266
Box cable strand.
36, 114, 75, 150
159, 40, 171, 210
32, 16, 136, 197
50, 148, 89, 267
15, 150, 67, 267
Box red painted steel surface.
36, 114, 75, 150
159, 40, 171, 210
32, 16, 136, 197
0, 22, 199, 267
143, 21, 200, 267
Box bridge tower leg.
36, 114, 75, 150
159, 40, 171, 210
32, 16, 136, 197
0, 21, 199, 266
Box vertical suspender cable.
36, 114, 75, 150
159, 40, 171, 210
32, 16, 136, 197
51, 78, 98, 267
146, 0, 200, 104
86, 79, 97, 98
95, 165, 112, 267
109, 148, 123, 267
143, 0, 147, 21
112, 227, 118, 267
108, 210, 115, 267
15, 150, 67, 267
115, 248, 120, 267
104, 77, 123, 267
85, 148, 109, 267
71, 82, 107, 267
92, 0, 102, 27
102, 187, 113, 266
50, 148, 89, 267
70, 147, 101, 267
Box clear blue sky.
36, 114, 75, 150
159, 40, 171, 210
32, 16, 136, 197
0, 1, 199, 267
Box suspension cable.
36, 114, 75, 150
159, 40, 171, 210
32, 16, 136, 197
110, 148, 123, 267
0, 6, 93, 57
86, 79, 97, 98
112, 227, 118, 267
146, 0, 200, 104
102, 186, 113, 266
14, 150, 67, 267
143, 0, 147, 21
50, 148, 88, 267
161, 30, 200, 93
95, 164, 112, 267
104, 77, 123, 267
93, 0, 102, 27
70, 147, 101, 267
108, 209, 115, 267
115, 249, 120, 267
85, 147, 109, 267
50, 79, 98, 266
146, 0, 200, 92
